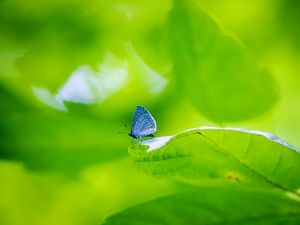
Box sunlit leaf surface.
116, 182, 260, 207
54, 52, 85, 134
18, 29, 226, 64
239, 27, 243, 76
130, 127, 300, 192
104, 128, 300, 224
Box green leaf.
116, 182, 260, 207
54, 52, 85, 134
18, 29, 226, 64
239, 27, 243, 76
0, 112, 128, 173
129, 127, 300, 194
104, 127, 300, 224
103, 185, 300, 225
169, 0, 278, 122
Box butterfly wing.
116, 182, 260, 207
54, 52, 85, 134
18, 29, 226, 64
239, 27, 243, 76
130, 105, 157, 138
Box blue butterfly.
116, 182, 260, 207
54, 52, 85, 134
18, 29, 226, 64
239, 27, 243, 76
129, 105, 157, 139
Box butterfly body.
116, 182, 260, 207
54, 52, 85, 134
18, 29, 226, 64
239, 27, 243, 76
129, 105, 157, 139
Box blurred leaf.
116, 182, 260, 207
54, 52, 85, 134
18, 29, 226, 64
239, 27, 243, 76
0, 1, 104, 90
130, 127, 300, 192
0, 159, 174, 225
169, 0, 278, 122
0, 112, 128, 173
0, 82, 31, 114
0, 1, 102, 47
277, 0, 300, 52
103, 185, 300, 225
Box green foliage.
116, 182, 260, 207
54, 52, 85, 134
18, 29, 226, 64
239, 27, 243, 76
169, 0, 278, 122
130, 128, 299, 189
0, 113, 128, 172
1, 0, 300, 224
129, 128, 300, 190
104, 186, 300, 225
104, 128, 300, 224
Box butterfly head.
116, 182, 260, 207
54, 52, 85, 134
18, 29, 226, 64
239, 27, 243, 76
128, 132, 138, 139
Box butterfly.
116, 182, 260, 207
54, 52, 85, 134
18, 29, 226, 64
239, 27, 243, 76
129, 105, 157, 139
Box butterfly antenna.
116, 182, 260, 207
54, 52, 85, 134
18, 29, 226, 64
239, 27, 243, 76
118, 123, 130, 135
124, 123, 130, 131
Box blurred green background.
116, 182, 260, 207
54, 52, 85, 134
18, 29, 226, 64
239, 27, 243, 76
1, 0, 300, 224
